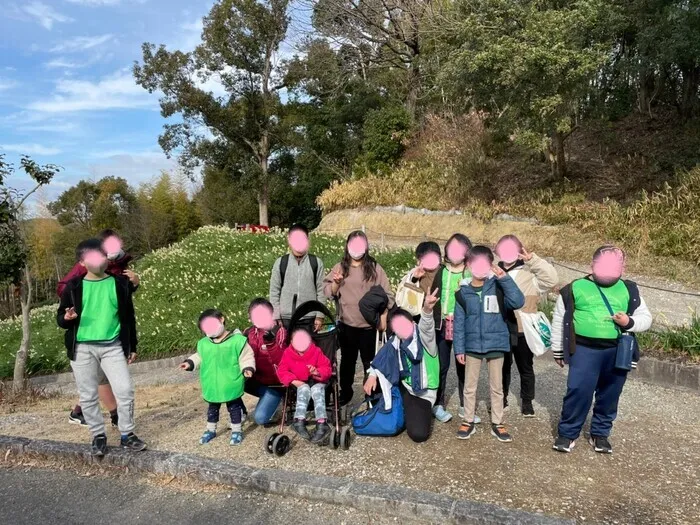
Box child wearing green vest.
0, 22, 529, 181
552, 246, 652, 454
180, 309, 256, 445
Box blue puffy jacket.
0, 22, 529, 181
453, 275, 525, 356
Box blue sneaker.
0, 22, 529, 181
432, 405, 453, 423
458, 407, 481, 424
199, 430, 216, 444
230, 431, 243, 446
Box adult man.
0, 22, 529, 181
269, 224, 325, 331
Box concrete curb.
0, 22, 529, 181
635, 356, 700, 391
0, 435, 573, 525
25, 354, 189, 388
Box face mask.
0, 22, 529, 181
347, 237, 367, 260
469, 257, 491, 280
83, 251, 108, 274
103, 237, 123, 261
106, 249, 124, 262
201, 317, 225, 339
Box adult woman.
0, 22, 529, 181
495, 235, 558, 416
324, 231, 395, 406
363, 291, 440, 443
428, 233, 474, 422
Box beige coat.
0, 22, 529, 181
504, 254, 558, 333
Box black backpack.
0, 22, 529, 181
279, 254, 319, 289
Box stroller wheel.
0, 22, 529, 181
340, 426, 352, 450
263, 432, 279, 454
329, 426, 341, 450
272, 434, 291, 457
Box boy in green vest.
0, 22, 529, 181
180, 309, 256, 445
552, 246, 652, 454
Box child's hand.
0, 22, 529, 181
611, 312, 630, 326
127, 353, 137, 365
423, 288, 440, 313
520, 247, 533, 262
243, 369, 253, 378
308, 365, 318, 376
178, 362, 190, 371
456, 354, 466, 365
64, 307, 77, 321
292, 380, 305, 388
491, 264, 506, 279
363, 375, 377, 395
413, 264, 426, 280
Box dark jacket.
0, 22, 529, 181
359, 285, 389, 329
453, 275, 525, 356
56, 253, 134, 298
56, 275, 138, 360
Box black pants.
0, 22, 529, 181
338, 323, 377, 400
502, 335, 535, 402
435, 328, 454, 408
207, 398, 244, 424
400, 384, 433, 443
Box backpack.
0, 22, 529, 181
279, 254, 319, 289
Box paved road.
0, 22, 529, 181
0, 465, 407, 525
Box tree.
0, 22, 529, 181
0, 153, 58, 392
134, 0, 292, 226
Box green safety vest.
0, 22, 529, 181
197, 333, 247, 403
572, 279, 629, 339
403, 348, 440, 390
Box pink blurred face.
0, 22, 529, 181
288, 230, 309, 254
83, 250, 108, 273
496, 239, 520, 265
420, 252, 441, 271
391, 316, 414, 340
469, 256, 491, 279
292, 330, 312, 353
446, 241, 467, 264
592, 249, 624, 284
250, 305, 275, 331
102, 236, 122, 259
347, 237, 367, 259
200, 317, 224, 338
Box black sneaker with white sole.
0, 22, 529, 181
552, 436, 576, 453
120, 433, 147, 452
69, 409, 87, 426
91, 434, 108, 457
589, 436, 613, 454
521, 400, 535, 417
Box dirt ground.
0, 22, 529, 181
1, 358, 698, 525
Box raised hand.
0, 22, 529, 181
413, 264, 426, 280
491, 264, 506, 279
520, 247, 533, 261
423, 288, 440, 313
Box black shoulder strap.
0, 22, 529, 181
279, 254, 290, 289
309, 254, 318, 288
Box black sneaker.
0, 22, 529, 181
69, 409, 87, 426
310, 422, 331, 444
553, 436, 576, 453
589, 436, 613, 454
120, 433, 147, 452
110, 410, 119, 428
91, 434, 107, 457
291, 420, 311, 440
521, 400, 535, 418
456, 421, 476, 440
491, 424, 513, 443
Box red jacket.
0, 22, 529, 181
244, 326, 287, 385
56, 254, 133, 298
276, 342, 332, 386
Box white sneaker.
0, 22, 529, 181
458, 407, 465, 419
457, 407, 481, 424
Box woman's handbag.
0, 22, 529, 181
352, 386, 405, 437
595, 285, 637, 371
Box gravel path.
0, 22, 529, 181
2, 357, 698, 524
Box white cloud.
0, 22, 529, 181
44, 58, 84, 69
86, 151, 178, 183
23, 2, 73, 30
0, 79, 17, 91
27, 70, 155, 113
50, 34, 114, 53
18, 121, 79, 134
1, 143, 61, 155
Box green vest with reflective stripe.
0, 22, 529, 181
572, 279, 629, 339
404, 348, 440, 390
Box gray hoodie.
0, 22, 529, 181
269, 253, 326, 321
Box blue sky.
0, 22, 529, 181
1, 0, 307, 204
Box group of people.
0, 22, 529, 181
56, 224, 652, 457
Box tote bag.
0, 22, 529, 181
395, 281, 425, 317
352, 386, 405, 437
520, 311, 552, 357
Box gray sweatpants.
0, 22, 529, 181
70, 341, 135, 437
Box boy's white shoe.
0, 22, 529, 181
458, 407, 481, 424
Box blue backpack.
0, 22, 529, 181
352, 386, 405, 437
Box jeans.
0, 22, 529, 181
244, 379, 284, 425
207, 399, 244, 432
558, 344, 628, 440
338, 323, 377, 400
70, 341, 135, 437
294, 383, 327, 421
502, 335, 535, 402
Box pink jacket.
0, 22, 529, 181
276, 342, 332, 386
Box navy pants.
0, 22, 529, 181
558, 344, 628, 440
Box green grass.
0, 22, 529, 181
0, 226, 414, 378
1, 226, 697, 379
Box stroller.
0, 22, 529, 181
262, 300, 352, 457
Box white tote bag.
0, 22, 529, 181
519, 311, 553, 357
395, 281, 425, 317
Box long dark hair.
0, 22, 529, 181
341, 230, 377, 282
444, 233, 473, 265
